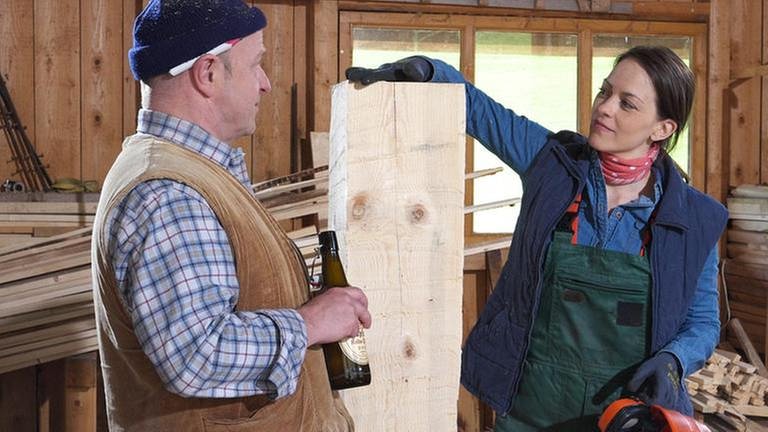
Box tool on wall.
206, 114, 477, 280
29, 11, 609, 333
599, 398, 712, 432
0, 73, 54, 192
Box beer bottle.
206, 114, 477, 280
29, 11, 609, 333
318, 230, 372, 390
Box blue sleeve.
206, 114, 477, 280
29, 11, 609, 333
662, 246, 720, 376
427, 57, 553, 175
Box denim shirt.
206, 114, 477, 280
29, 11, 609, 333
430, 58, 720, 377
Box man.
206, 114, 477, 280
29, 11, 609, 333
91, 1, 370, 430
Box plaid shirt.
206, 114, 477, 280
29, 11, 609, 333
104, 109, 307, 398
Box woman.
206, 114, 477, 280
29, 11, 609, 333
346, 46, 727, 431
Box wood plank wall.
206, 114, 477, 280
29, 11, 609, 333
0, 0, 766, 431
0, 1, 305, 189
6, 0, 754, 192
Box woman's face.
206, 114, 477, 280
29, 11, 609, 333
588, 58, 675, 159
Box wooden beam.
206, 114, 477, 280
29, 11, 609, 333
308, 0, 338, 134
729, 317, 768, 378
763, 0, 768, 187
465, 167, 503, 180
706, 0, 730, 203
329, 81, 465, 430
464, 198, 520, 214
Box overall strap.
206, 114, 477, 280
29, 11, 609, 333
555, 193, 657, 256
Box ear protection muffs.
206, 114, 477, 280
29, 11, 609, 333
598, 398, 652, 432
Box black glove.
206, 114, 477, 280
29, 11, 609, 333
345, 56, 434, 85
627, 352, 681, 408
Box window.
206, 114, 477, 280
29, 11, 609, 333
341, 12, 707, 238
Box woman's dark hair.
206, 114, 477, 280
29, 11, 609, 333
615, 45, 694, 153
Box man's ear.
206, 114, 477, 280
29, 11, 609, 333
188, 54, 220, 97
651, 118, 677, 143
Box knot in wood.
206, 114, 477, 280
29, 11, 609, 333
403, 338, 417, 359
351, 194, 368, 219
409, 204, 427, 223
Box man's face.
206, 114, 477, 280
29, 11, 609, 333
217, 31, 271, 142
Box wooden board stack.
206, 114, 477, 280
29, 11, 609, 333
0, 192, 98, 249
725, 185, 768, 358
688, 349, 768, 431
0, 226, 95, 375
727, 185, 768, 266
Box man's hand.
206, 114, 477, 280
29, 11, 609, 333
627, 352, 681, 408
298, 287, 372, 347
345, 56, 433, 85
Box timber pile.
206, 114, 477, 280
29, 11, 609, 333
0, 149, 514, 376
0, 192, 98, 249
688, 349, 768, 431
0, 226, 95, 375
724, 185, 768, 358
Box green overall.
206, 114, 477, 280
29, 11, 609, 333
496, 207, 651, 431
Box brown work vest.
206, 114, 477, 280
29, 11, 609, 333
92, 134, 353, 431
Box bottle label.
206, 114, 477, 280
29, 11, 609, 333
339, 329, 369, 365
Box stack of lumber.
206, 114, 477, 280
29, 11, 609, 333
727, 184, 768, 266
0, 192, 98, 249
725, 185, 768, 358
0, 227, 95, 375
0, 154, 516, 376
688, 349, 768, 431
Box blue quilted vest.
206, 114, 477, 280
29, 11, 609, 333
460, 131, 728, 416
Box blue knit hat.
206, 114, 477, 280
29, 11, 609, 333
129, 0, 267, 82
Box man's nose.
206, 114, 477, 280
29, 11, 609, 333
260, 70, 272, 94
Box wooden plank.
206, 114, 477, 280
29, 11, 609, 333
34, 0, 81, 181
0, 226, 91, 257
690, 29, 707, 188
293, 1, 309, 171
123, 0, 140, 138
706, 0, 729, 203
63, 354, 98, 432
485, 249, 504, 288
81, 0, 122, 185
310, 131, 330, 168
465, 167, 503, 180
0, 0, 35, 183
0, 234, 90, 265
329, 81, 465, 430
577, 28, 592, 135
252, 3, 294, 183
629, 1, 710, 18
729, 229, 768, 246
729, 318, 768, 378
0, 303, 93, 336
458, 272, 481, 432
309, 0, 338, 135
463, 237, 513, 256
0, 318, 94, 351
0, 331, 98, 376
725, 258, 768, 281
0, 367, 37, 432
728, 0, 762, 187
0, 201, 97, 214
763, 0, 768, 185
464, 197, 520, 214
253, 173, 328, 200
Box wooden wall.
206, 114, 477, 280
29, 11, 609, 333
0, 0, 766, 431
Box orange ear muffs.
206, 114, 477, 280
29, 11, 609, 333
599, 398, 651, 432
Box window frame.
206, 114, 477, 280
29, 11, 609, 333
339, 11, 708, 242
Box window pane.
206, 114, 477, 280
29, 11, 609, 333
473, 32, 578, 233
351, 27, 460, 69
592, 35, 693, 173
